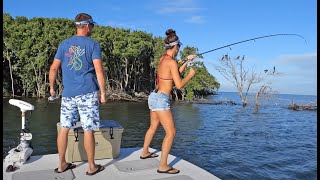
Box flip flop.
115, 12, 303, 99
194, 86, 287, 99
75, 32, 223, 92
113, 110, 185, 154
54, 163, 76, 173
86, 164, 105, 176
157, 167, 180, 174
140, 152, 159, 159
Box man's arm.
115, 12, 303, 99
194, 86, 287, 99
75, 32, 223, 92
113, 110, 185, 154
93, 59, 106, 104
49, 59, 61, 96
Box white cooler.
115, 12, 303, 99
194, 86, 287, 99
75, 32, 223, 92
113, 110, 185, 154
57, 120, 124, 162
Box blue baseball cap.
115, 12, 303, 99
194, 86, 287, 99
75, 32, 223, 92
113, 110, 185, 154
74, 13, 97, 25
74, 18, 97, 25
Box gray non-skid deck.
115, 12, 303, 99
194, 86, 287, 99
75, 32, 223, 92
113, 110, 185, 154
3, 147, 220, 180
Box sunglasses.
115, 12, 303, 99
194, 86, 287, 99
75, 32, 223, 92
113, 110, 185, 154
86, 23, 94, 30
177, 42, 182, 48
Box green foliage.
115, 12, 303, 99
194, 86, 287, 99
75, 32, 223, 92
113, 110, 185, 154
177, 46, 219, 100
184, 62, 220, 100
3, 13, 220, 100
179, 46, 203, 61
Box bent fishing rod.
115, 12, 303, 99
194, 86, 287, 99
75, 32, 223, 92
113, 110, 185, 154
181, 33, 307, 65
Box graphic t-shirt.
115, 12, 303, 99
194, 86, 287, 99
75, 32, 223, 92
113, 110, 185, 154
54, 36, 102, 97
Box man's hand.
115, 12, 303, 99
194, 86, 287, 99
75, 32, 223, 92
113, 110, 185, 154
50, 88, 56, 97
100, 92, 106, 104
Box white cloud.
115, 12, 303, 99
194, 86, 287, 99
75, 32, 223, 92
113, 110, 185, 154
106, 21, 136, 29
205, 53, 317, 95
157, 7, 201, 14
271, 53, 317, 77
152, 0, 202, 14
185, 15, 205, 24
272, 53, 317, 69
268, 53, 317, 95
110, 7, 122, 11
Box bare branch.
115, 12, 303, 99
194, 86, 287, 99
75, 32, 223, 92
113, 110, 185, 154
214, 54, 278, 107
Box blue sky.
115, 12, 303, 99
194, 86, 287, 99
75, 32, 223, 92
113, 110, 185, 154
4, 0, 317, 95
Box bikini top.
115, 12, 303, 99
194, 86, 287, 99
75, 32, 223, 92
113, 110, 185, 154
156, 54, 174, 85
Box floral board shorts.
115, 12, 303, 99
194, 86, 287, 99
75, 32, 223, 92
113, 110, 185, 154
60, 91, 100, 131
148, 89, 171, 111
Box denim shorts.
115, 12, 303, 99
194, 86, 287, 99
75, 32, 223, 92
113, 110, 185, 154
148, 89, 171, 111
60, 91, 100, 131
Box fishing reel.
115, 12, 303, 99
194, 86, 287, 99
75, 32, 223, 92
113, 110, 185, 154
48, 92, 59, 102
180, 54, 200, 67
48, 84, 59, 102
4, 99, 35, 172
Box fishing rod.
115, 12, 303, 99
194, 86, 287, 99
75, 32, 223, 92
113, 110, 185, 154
181, 33, 307, 65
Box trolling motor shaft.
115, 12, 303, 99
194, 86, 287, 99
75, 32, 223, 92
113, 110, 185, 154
4, 99, 35, 172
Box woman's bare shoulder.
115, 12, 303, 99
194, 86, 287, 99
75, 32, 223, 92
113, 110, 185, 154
166, 58, 178, 66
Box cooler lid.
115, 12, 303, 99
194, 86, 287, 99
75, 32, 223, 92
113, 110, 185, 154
57, 120, 123, 130
99, 120, 123, 129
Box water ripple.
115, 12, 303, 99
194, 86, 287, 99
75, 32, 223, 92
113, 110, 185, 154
3, 93, 317, 179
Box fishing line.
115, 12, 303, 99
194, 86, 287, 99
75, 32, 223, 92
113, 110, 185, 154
181, 33, 307, 65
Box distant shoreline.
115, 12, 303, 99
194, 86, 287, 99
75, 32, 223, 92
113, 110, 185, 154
217, 91, 317, 97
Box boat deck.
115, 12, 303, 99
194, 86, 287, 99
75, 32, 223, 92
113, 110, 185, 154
3, 147, 220, 180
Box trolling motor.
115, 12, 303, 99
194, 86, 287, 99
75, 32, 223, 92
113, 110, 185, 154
4, 99, 35, 172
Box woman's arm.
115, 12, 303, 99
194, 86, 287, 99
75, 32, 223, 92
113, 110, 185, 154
171, 60, 196, 90
178, 59, 190, 73
178, 54, 197, 73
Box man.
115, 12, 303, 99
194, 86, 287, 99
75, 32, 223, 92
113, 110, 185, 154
49, 13, 106, 176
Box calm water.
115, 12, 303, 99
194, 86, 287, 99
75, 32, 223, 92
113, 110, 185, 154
3, 92, 317, 179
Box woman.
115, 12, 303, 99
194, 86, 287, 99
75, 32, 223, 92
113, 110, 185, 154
140, 29, 196, 174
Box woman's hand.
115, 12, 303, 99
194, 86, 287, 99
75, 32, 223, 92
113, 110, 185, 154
187, 54, 197, 62
189, 67, 196, 77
